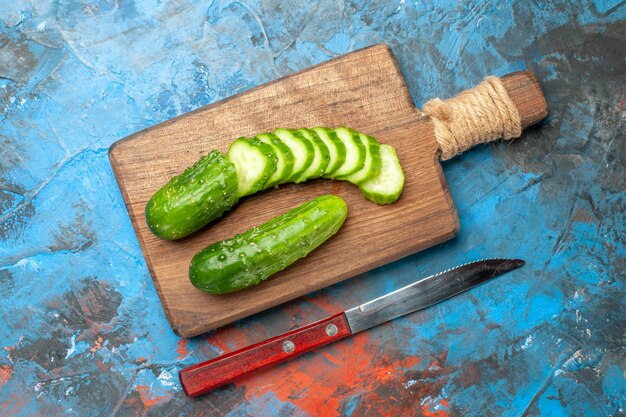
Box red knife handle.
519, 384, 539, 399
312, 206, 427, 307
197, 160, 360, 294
179, 313, 352, 397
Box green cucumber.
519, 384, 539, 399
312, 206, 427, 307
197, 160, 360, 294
358, 144, 405, 204
326, 127, 366, 178
313, 127, 346, 176
256, 132, 295, 189
227, 137, 277, 197
145, 151, 239, 240
189, 195, 347, 294
146, 127, 405, 242
294, 128, 330, 182
273, 128, 315, 183
339, 132, 382, 184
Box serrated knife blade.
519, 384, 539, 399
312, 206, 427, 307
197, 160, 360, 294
345, 258, 525, 333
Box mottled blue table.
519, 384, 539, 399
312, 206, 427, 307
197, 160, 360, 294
1, 1, 624, 416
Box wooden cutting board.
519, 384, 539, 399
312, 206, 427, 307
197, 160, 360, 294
109, 44, 545, 337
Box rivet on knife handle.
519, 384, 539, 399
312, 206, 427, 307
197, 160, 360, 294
178, 313, 352, 397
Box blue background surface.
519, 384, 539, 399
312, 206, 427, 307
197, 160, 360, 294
0, 1, 624, 416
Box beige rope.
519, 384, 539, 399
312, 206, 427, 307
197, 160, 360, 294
422, 76, 522, 160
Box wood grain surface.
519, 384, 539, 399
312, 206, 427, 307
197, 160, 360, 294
109, 44, 542, 337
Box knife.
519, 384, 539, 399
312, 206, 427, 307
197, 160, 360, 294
179, 258, 524, 397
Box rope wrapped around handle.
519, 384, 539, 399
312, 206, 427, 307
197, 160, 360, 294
422, 72, 547, 160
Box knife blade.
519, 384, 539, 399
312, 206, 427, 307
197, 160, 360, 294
179, 258, 524, 397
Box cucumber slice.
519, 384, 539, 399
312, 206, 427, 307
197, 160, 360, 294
339, 133, 382, 184
226, 137, 277, 197
273, 128, 315, 183
294, 128, 330, 182
256, 132, 295, 189
313, 127, 346, 177
327, 127, 366, 178
358, 144, 404, 205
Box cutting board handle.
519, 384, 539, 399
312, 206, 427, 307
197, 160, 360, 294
422, 71, 547, 160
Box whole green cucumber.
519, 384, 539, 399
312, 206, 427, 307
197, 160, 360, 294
189, 195, 347, 294
145, 151, 239, 240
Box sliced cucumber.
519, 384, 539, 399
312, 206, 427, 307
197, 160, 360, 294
273, 128, 315, 183
256, 132, 295, 189
313, 127, 346, 177
145, 151, 239, 240
226, 137, 277, 197
339, 133, 382, 184
327, 127, 366, 178
294, 128, 330, 182
358, 144, 404, 205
